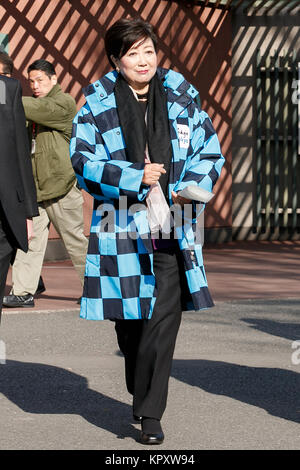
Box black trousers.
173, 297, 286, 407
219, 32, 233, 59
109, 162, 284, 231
115, 247, 183, 420
0, 216, 15, 318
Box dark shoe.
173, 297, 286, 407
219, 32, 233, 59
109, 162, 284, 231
133, 414, 142, 423
35, 276, 46, 295
140, 431, 164, 445
2, 294, 34, 308
140, 417, 164, 445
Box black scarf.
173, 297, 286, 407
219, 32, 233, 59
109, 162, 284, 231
114, 72, 172, 198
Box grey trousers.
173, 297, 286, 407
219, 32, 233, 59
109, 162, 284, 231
11, 184, 88, 295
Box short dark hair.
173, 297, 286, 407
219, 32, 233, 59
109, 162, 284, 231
105, 18, 157, 68
27, 59, 56, 78
0, 51, 13, 75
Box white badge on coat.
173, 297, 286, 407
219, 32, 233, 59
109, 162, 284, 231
31, 139, 36, 154
177, 124, 190, 149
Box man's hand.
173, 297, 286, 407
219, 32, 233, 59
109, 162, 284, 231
142, 163, 166, 186
26, 219, 34, 242
171, 191, 191, 207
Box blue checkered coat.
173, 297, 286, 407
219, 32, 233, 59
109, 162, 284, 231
70, 67, 224, 320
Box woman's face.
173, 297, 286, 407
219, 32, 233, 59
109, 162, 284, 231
115, 37, 157, 93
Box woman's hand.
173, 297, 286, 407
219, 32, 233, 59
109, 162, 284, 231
171, 191, 191, 207
142, 163, 166, 186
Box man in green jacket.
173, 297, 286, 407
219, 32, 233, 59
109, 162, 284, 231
3, 60, 88, 308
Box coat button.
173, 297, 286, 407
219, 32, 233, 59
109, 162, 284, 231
190, 250, 197, 264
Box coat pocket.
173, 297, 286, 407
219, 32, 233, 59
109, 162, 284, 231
16, 188, 25, 202
61, 184, 83, 210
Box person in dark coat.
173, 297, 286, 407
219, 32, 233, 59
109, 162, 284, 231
0, 74, 39, 317
0, 51, 46, 299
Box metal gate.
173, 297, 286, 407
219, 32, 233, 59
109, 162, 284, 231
254, 50, 299, 238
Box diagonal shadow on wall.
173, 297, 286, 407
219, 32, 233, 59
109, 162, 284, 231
0, 0, 233, 236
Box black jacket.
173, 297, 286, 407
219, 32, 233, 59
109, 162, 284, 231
0, 76, 38, 252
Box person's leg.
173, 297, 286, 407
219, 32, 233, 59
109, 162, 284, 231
46, 185, 88, 286
0, 217, 15, 316
0, 251, 13, 313
133, 248, 182, 421
115, 319, 144, 395
10, 205, 49, 296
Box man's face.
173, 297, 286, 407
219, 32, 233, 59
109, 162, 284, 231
0, 62, 11, 77
28, 69, 57, 98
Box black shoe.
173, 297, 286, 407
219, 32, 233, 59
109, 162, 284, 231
2, 294, 35, 308
140, 431, 164, 445
35, 276, 46, 295
140, 417, 164, 445
133, 414, 142, 423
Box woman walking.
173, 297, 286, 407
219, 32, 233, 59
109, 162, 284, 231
70, 18, 224, 445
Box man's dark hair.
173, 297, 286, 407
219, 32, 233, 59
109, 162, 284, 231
105, 18, 158, 68
27, 59, 56, 78
0, 51, 14, 75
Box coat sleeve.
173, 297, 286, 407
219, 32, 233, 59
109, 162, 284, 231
22, 95, 75, 132
175, 106, 225, 194
70, 102, 149, 201
14, 81, 39, 218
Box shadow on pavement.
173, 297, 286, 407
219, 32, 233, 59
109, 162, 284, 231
242, 318, 300, 342
0, 360, 138, 441
172, 359, 300, 424
1, 358, 300, 432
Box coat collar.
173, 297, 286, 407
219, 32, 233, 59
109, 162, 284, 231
46, 83, 62, 98
83, 67, 199, 115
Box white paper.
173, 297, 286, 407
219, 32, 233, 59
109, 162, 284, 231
178, 185, 214, 203
146, 183, 173, 234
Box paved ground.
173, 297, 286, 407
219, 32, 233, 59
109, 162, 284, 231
0, 241, 299, 450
